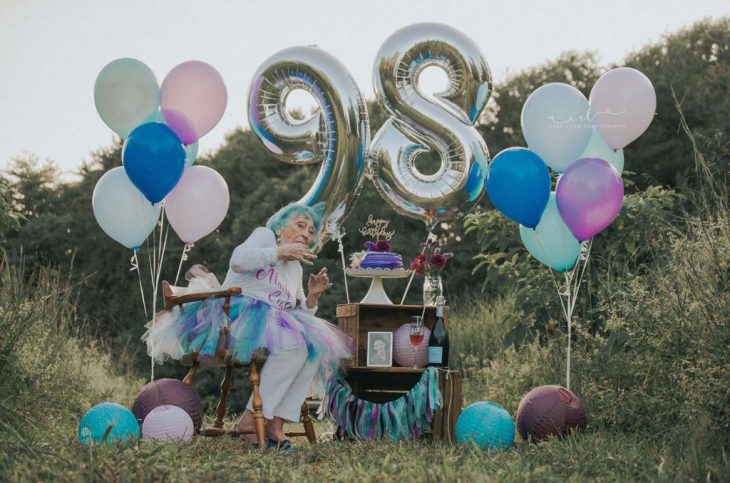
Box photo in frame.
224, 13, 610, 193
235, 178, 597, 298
366, 331, 393, 367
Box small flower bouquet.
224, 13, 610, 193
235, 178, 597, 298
365, 240, 392, 252
409, 240, 453, 276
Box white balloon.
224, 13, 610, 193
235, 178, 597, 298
92, 167, 161, 249
142, 405, 194, 442
589, 67, 656, 150
521, 83, 593, 173
164, 166, 229, 244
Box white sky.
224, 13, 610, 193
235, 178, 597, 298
1, 0, 728, 177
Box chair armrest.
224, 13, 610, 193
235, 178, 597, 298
162, 280, 243, 309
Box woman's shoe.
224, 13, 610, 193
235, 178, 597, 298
259, 438, 293, 452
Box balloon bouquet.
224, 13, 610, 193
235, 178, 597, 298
486, 67, 656, 389
247, 23, 493, 302
91, 58, 229, 379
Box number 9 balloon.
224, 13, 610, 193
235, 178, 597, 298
369, 23, 492, 225
247, 46, 370, 240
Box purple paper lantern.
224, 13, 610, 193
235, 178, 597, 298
132, 378, 203, 432
393, 323, 431, 368
516, 385, 587, 442
142, 405, 195, 442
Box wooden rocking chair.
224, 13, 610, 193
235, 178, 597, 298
161, 281, 317, 448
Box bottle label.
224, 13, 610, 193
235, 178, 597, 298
428, 347, 443, 364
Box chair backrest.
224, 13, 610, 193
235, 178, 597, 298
162, 280, 242, 314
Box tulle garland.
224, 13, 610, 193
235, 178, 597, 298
322, 368, 442, 441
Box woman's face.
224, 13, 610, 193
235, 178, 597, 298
374, 339, 386, 355
279, 215, 315, 247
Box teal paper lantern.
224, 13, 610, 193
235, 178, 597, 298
456, 401, 515, 450
78, 402, 141, 445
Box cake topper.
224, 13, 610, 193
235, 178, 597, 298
358, 214, 395, 241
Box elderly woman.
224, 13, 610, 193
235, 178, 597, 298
144, 202, 351, 448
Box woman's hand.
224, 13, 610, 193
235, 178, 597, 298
306, 268, 329, 308
277, 243, 317, 265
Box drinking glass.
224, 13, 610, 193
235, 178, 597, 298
409, 316, 424, 369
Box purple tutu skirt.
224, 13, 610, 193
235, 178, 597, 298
142, 293, 352, 392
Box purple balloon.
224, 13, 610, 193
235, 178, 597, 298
556, 158, 623, 241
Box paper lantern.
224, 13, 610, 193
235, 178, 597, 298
516, 385, 587, 442
78, 402, 141, 445
142, 405, 195, 441
132, 378, 203, 431
456, 401, 515, 450
393, 323, 431, 368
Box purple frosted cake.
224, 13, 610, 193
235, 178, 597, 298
350, 240, 404, 270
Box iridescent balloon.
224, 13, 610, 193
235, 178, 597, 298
556, 157, 624, 241
247, 46, 369, 240
370, 23, 492, 225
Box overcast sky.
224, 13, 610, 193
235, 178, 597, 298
1, 0, 728, 177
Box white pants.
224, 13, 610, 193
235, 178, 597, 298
246, 334, 321, 422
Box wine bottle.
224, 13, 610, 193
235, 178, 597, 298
427, 296, 449, 367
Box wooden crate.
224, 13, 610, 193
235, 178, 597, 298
336, 303, 450, 367
336, 303, 460, 441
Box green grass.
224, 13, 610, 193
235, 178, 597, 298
4, 422, 720, 482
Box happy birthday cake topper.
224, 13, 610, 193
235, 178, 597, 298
359, 214, 395, 241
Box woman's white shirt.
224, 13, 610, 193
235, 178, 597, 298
222, 227, 316, 313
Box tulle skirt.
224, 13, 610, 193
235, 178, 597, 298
142, 293, 352, 392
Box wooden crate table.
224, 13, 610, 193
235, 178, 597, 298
336, 303, 462, 442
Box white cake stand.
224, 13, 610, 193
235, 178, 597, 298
345, 268, 412, 305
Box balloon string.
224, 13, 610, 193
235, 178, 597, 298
400, 230, 437, 305
174, 243, 194, 286
130, 250, 148, 320
563, 239, 592, 391
146, 237, 155, 288
149, 210, 170, 382
332, 227, 350, 304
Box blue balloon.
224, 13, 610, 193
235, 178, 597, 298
520, 193, 581, 272
456, 401, 515, 450
123, 122, 185, 203
486, 147, 551, 228
78, 402, 140, 445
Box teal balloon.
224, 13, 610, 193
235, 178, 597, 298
580, 129, 624, 174
519, 193, 581, 272
143, 109, 167, 124
94, 58, 160, 138
184, 142, 199, 168
78, 402, 141, 445
456, 402, 515, 450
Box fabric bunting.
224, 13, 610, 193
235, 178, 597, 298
322, 368, 442, 440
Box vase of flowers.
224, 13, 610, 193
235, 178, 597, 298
409, 240, 453, 306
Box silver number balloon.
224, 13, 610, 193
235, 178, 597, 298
370, 23, 492, 225
248, 46, 370, 236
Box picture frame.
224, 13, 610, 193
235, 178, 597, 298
366, 331, 393, 367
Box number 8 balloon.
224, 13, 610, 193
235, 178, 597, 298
247, 46, 370, 240
369, 23, 492, 225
